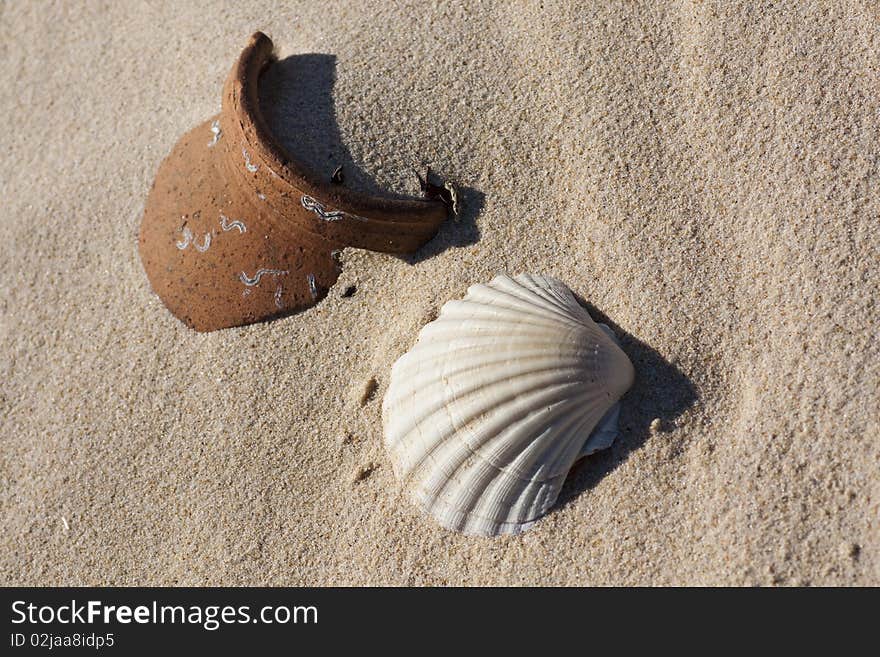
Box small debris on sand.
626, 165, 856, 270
353, 462, 379, 483
360, 377, 379, 407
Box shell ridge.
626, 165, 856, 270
493, 274, 583, 317
391, 379, 606, 487
464, 282, 585, 326
387, 378, 592, 479
386, 359, 600, 419
448, 401, 598, 525
385, 363, 598, 459
489, 274, 572, 311
436, 298, 588, 330
405, 327, 604, 356
414, 475, 561, 536
534, 395, 616, 478
416, 392, 592, 506
385, 353, 598, 437
394, 351, 602, 390
413, 324, 588, 348
440, 298, 585, 331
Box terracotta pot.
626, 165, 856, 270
139, 32, 448, 331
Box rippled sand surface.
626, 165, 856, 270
1, 1, 877, 585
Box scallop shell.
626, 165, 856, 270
382, 273, 635, 536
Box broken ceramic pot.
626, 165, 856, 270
139, 32, 449, 331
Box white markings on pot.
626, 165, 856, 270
176, 226, 212, 252
176, 227, 193, 250
301, 195, 344, 221
243, 148, 259, 173
193, 233, 212, 252
208, 119, 222, 147
220, 214, 247, 233
307, 273, 317, 299
301, 195, 367, 222
239, 268, 288, 287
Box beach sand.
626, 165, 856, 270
1, 1, 877, 585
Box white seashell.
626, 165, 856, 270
382, 273, 635, 536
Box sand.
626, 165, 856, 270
1, 1, 877, 586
